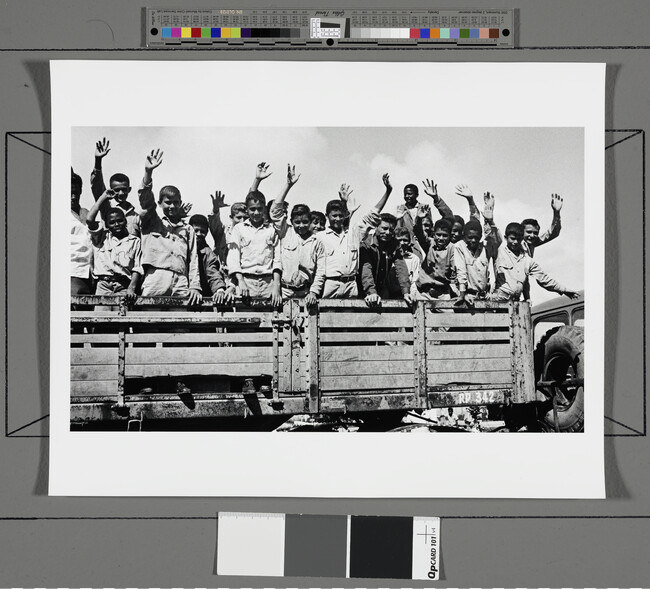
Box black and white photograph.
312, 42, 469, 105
69, 125, 585, 434
51, 61, 605, 498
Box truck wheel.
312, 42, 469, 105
534, 326, 584, 432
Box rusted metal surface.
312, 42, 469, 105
428, 388, 511, 407
116, 329, 126, 407
510, 301, 536, 404
70, 315, 262, 325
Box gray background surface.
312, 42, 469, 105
1, 0, 649, 585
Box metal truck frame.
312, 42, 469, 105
70, 295, 538, 428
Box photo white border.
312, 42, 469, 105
50, 61, 605, 497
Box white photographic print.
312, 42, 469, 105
50, 61, 605, 497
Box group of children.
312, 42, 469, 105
70, 139, 580, 309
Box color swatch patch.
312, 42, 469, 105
216, 512, 441, 580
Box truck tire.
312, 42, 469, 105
534, 326, 584, 432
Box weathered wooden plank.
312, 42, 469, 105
320, 331, 414, 343
321, 345, 414, 363
117, 329, 126, 407
425, 311, 511, 328
319, 312, 414, 329
71, 314, 263, 326
71, 294, 282, 310
71, 380, 118, 397
72, 347, 273, 365
320, 374, 413, 392
426, 342, 511, 360
124, 332, 274, 344
71, 334, 119, 344
71, 365, 118, 381
510, 301, 536, 404
125, 363, 273, 378
317, 299, 509, 311
427, 371, 512, 386
414, 302, 428, 406
426, 330, 511, 342
427, 357, 511, 373
306, 307, 320, 413
321, 359, 414, 377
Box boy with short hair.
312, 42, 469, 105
70, 170, 94, 295
207, 190, 248, 268
86, 189, 143, 303
188, 214, 233, 305
395, 183, 432, 241
395, 227, 421, 293
137, 149, 202, 305
358, 213, 412, 308
309, 210, 326, 234
415, 218, 454, 301
488, 221, 578, 302
90, 137, 141, 236
226, 189, 282, 305
521, 193, 563, 257
318, 173, 392, 299
454, 192, 501, 305
269, 165, 325, 306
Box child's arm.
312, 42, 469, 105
528, 259, 579, 298
359, 244, 381, 307
125, 271, 142, 305
226, 225, 247, 297
86, 190, 113, 246
306, 239, 326, 307
270, 164, 300, 236
413, 212, 431, 254
208, 190, 229, 264
138, 149, 164, 214
482, 192, 502, 260
454, 245, 470, 303
90, 137, 110, 201
537, 193, 563, 246
373, 173, 393, 213
270, 238, 283, 306
454, 184, 481, 222
203, 248, 229, 303
186, 227, 203, 306
393, 256, 414, 305
249, 161, 272, 193
422, 178, 455, 220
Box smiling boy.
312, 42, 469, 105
137, 149, 202, 305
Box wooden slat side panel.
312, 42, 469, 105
425, 312, 510, 328
321, 345, 414, 363
125, 332, 274, 344
126, 363, 273, 378
320, 331, 414, 343
426, 342, 511, 360
427, 357, 511, 373
321, 374, 413, 392
320, 312, 414, 329
511, 301, 536, 403
427, 331, 511, 342
123, 347, 273, 364
71, 380, 118, 397
427, 371, 512, 386
321, 359, 414, 377
71, 348, 116, 365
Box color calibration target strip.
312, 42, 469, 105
146, 8, 514, 48
216, 512, 441, 581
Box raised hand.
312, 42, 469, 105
338, 183, 354, 202
422, 178, 439, 201
551, 193, 564, 212
286, 163, 301, 187
95, 137, 111, 159
417, 203, 432, 218
210, 190, 229, 213
180, 202, 192, 218
455, 184, 473, 200
256, 162, 272, 181
99, 188, 115, 202
145, 149, 164, 173
482, 191, 495, 220
382, 173, 392, 191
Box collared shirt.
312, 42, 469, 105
227, 218, 281, 276
453, 221, 501, 294
416, 244, 454, 291
71, 208, 92, 279
138, 182, 201, 291
402, 251, 421, 286
270, 204, 326, 295
198, 244, 227, 296
493, 243, 568, 300
89, 228, 143, 280
317, 210, 380, 278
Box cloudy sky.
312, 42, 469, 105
72, 126, 584, 303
